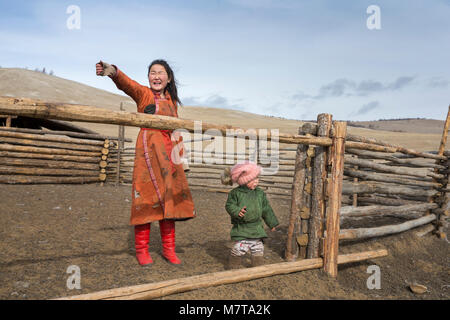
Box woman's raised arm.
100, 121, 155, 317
96, 60, 147, 105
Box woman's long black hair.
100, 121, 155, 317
148, 59, 182, 106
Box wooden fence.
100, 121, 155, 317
1, 96, 448, 284
105, 110, 449, 278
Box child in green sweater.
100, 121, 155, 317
221, 161, 279, 269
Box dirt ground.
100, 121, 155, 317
0, 183, 448, 300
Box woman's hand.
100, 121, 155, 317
96, 60, 116, 77
238, 206, 246, 218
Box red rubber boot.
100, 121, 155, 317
134, 223, 153, 266
159, 219, 181, 265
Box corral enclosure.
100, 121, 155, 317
0, 97, 449, 300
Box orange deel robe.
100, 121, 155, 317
112, 67, 196, 225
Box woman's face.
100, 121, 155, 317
148, 64, 170, 93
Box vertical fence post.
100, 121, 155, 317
352, 155, 358, 207
285, 125, 309, 261
299, 124, 316, 258
307, 114, 332, 259
116, 102, 125, 186
437, 105, 450, 156
300, 136, 314, 259
432, 105, 450, 238
323, 121, 347, 278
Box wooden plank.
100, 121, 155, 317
0, 166, 99, 176
54, 249, 388, 300
429, 105, 450, 229
307, 114, 332, 259
338, 214, 436, 240
346, 148, 444, 169
0, 136, 103, 152
356, 194, 424, 206
437, 105, 450, 156
0, 143, 102, 157
0, 130, 104, 146
340, 203, 438, 220
0, 150, 100, 163
345, 141, 445, 160
285, 125, 310, 261
344, 157, 443, 180
116, 103, 124, 185
344, 168, 441, 188
0, 126, 131, 142
0, 175, 100, 184
323, 121, 346, 278
342, 181, 437, 198
0, 157, 99, 170
0, 97, 444, 160
0, 96, 332, 146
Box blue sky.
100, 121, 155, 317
0, 0, 449, 121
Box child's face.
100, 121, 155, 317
246, 177, 259, 190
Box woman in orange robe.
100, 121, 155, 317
96, 59, 195, 266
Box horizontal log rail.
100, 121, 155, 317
0, 130, 105, 146
0, 126, 131, 142
0, 97, 332, 146
346, 148, 444, 169
0, 165, 100, 177
338, 214, 436, 240
0, 157, 101, 170
340, 203, 438, 219
0, 136, 104, 153
0, 143, 102, 157
0, 150, 101, 163
54, 249, 388, 300
355, 195, 425, 206
342, 181, 437, 197
344, 168, 441, 188
0, 97, 445, 160
0, 175, 101, 184
344, 157, 443, 180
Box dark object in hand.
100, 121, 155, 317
144, 104, 156, 114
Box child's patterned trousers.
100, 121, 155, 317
231, 239, 264, 257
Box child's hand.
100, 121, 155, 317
238, 206, 246, 218
270, 226, 277, 232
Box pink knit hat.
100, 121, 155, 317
230, 161, 261, 186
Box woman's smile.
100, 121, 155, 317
148, 64, 169, 93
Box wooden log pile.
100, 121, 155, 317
0, 126, 114, 184
282, 116, 448, 270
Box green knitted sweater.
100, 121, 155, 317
225, 185, 279, 241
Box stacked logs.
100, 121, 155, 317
0, 127, 115, 184
106, 147, 135, 184
284, 112, 449, 265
